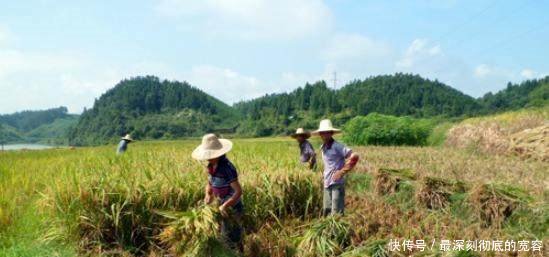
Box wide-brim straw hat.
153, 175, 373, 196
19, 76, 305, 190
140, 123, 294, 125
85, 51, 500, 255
121, 134, 134, 141
312, 119, 341, 135
291, 128, 311, 139
192, 133, 233, 161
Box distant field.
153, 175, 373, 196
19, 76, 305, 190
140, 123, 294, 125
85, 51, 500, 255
0, 137, 546, 257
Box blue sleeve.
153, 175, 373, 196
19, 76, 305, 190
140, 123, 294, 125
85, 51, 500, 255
306, 142, 316, 156
338, 143, 352, 158
225, 162, 238, 183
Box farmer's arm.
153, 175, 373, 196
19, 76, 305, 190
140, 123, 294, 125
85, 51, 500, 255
341, 152, 359, 173
221, 180, 242, 209
204, 183, 213, 204
306, 143, 316, 169
332, 151, 359, 180
308, 154, 316, 169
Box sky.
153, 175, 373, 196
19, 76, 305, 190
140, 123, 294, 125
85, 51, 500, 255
1, 0, 548, 114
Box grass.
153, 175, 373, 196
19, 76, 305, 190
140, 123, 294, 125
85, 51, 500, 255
0, 137, 547, 256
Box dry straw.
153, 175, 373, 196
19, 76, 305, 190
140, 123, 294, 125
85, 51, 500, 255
374, 168, 416, 195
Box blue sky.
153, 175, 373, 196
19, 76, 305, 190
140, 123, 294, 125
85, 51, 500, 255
1, 0, 548, 114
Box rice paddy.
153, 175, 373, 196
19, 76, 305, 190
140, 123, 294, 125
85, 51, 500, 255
0, 137, 547, 256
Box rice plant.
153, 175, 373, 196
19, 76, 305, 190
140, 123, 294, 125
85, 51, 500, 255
0, 135, 546, 257
297, 215, 352, 257
469, 183, 532, 228
158, 205, 237, 257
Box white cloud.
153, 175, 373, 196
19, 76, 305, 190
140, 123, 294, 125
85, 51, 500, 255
520, 69, 535, 79
318, 33, 397, 86
155, 0, 333, 40
322, 33, 392, 61
0, 49, 82, 78
473, 64, 520, 81
182, 65, 266, 103
396, 39, 443, 69
474, 64, 492, 78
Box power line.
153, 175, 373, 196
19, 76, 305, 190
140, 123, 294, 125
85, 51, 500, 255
425, 1, 547, 80
332, 72, 337, 90
434, 0, 501, 45
474, 17, 549, 59
447, 0, 535, 51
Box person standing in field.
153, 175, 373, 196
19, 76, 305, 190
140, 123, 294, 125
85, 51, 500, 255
116, 134, 133, 154
291, 128, 317, 170
192, 133, 244, 252
313, 119, 359, 216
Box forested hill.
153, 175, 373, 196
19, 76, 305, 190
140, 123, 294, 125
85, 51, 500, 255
234, 73, 481, 136
68, 76, 240, 146
0, 106, 70, 131
479, 76, 549, 112
0, 107, 79, 144
10, 73, 545, 145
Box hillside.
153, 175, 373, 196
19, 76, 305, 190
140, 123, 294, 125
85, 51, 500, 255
0, 107, 78, 144
68, 76, 240, 146
5, 73, 546, 145
479, 76, 549, 112
234, 73, 481, 136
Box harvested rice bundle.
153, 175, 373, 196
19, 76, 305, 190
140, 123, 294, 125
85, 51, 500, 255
374, 168, 416, 195
158, 205, 237, 257
416, 177, 467, 209
339, 239, 389, 257
469, 184, 532, 228
445, 123, 509, 155
297, 215, 352, 257
508, 124, 548, 161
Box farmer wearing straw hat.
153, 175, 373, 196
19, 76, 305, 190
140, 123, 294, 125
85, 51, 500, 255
291, 128, 317, 170
192, 133, 244, 252
313, 119, 359, 216
116, 134, 133, 154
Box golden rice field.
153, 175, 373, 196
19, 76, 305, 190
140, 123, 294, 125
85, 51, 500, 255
0, 137, 547, 257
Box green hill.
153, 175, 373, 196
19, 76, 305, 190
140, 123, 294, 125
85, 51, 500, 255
4, 73, 546, 145
68, 76, 240, 146
479, 76, 549, 112
234, 73, 481, 136
0, 107, 79, 144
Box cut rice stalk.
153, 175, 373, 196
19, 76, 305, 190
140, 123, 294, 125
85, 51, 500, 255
374, 168, 416, 195
416, 177, 467, 210
469, 183, 532, 228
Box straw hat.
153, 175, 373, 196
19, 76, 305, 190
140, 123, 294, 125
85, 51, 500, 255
192, 133, 233, 161
291, 128, 311, 139
312, 119, 341, 134
121, 134, 134, 141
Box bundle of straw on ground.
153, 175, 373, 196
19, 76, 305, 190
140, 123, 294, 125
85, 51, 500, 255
445, 108, 548, 160
508, 124, 548, 161
297, 215, 352, 257
469, 183, 532, 228
445, 123, 510, 155
416, 177, 467, 210
158, 205, 237, 257
339, 240, 389, 257
374, 168, 416, 195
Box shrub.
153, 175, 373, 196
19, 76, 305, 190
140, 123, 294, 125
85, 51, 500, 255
343, 113, 434, 146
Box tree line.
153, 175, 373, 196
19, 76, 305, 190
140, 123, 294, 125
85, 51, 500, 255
1, 74, 546, 145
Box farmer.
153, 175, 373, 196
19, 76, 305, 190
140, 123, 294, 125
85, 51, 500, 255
313, 119, 359, 216
291, 128, 316, 170
192, 133, 244, 252
116, 134, 133, 154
